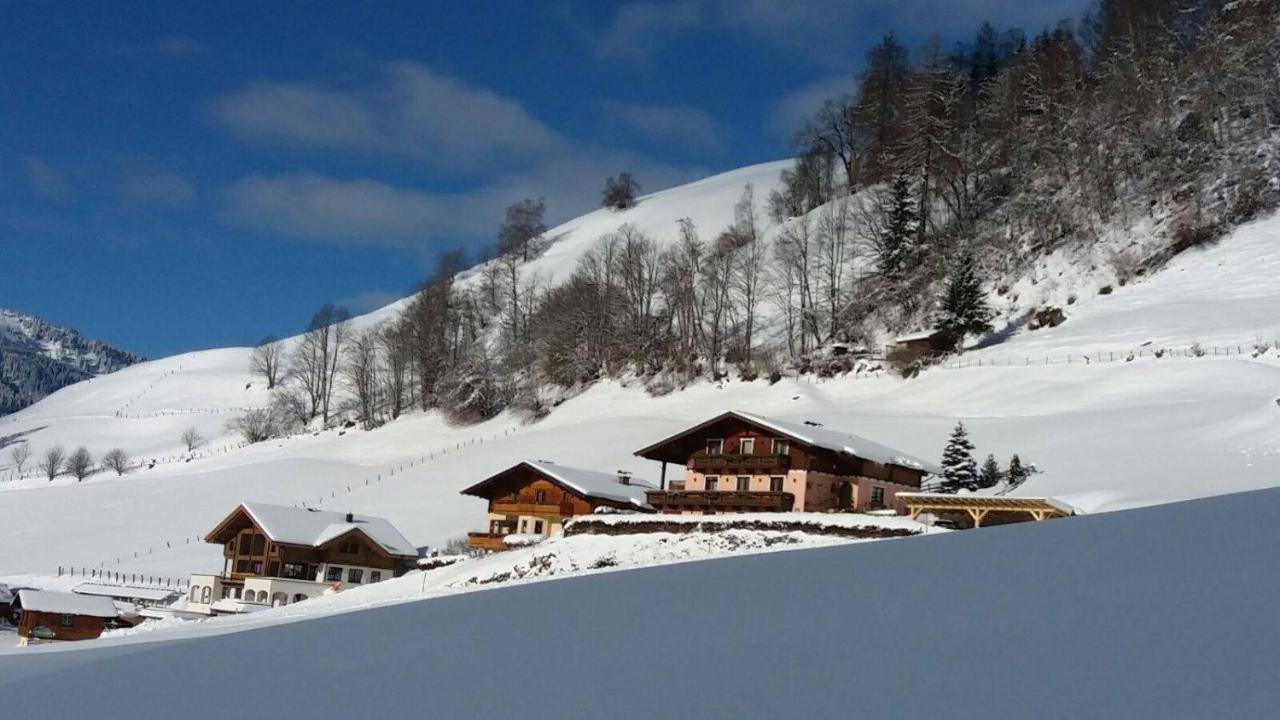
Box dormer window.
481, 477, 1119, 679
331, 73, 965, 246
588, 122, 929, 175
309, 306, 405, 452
707, 439, 724, 455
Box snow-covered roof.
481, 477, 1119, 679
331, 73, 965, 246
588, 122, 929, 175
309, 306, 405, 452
72, 583, 179, 602
732, 412, 943, 475
636, 410, 942, 475
462, 461, 653, 508
236, 503, 417, 558
523, 461, 653, 508
893, 329, 942, 343
16, 589, 118, 618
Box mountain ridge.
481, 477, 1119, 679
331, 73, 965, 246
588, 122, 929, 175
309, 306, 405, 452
0, 308, 143, 415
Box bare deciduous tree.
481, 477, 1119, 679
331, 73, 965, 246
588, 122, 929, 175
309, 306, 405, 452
250, 336, 285, 389
67, 446, 93, 481
229, 408, 277, 444
498, 198, 547, 261
345, 327, 386, 430
41, 445, 65, 481
9, 443, 31, 476
602, 172, 640, 210
291, 304, 352, 425
102, 448, 131, 476
181, 427, 203, 453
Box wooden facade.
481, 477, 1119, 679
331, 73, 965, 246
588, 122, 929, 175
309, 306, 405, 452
17, 610, 108, 643
461, 462, 652, 550
206, 507, 407, 584
635, 411, 934, 514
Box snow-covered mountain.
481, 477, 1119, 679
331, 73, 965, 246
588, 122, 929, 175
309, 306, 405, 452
0, 308, 143, 415
5, 162, 1280, 715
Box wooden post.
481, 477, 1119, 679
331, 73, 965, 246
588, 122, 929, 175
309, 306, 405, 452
967, 508, 989, 528
660, 462, 668, 491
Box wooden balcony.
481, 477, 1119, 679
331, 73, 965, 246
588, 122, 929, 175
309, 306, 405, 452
467, 532, 510, 551
689, 453, 791, 472
490, 502, 573, 516
645, 490, 795, 513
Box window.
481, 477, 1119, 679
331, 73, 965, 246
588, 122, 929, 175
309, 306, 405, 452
736, 476, 751, 491
534, 489, 547, 503
235, 559, 249, 573
337, 539, 360, 554
534, 520, 544, 534
769, 476, 785, 492
772, 438, 790, 455
238, 532, 253, 554
282, 562, 307, 579
58, 613, 74, 627
706, 439, 723, 455
347, 568, 364, 584
370, 571, 382, 584
704, 475, 720, 491
201, 587, 211, 604
871, 486, 885, 507
252, 535, 266, 554
190, 586, 200, 602
326, 566, 343, 582
739, 438, 755, 455
293, 593, 307, 603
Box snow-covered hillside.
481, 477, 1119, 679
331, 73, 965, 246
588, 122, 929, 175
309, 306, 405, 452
3, 162, 1280, 596
4, 487, 1279, 718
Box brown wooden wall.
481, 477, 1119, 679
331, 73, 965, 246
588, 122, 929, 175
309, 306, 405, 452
18, 610, 107, 642
486, 467, 600, 516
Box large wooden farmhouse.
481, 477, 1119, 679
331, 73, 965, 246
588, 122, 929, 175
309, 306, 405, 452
13, 589, 119, 646
635, 410, 942, 514
187, 503, 418, 615
461, 460, 653, 550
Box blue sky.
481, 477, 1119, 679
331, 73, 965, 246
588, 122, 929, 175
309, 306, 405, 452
0, 0, 1090, 357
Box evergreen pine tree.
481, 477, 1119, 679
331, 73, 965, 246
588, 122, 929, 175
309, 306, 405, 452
1007, 454, 1028, 488
878, 171, 917, 278
940, 421, 979, 492
936, 250, 994, 338
978, 453, 1002, 489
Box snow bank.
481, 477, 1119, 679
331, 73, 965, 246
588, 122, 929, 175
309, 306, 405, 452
3, 488, 1278, 718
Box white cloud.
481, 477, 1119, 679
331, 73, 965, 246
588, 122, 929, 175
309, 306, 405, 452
596, 1, 704, 61
223, 150, 703, 251
604, 101, 722, 152
767, 75, 853, 140
210, 62, 565, 174
21, 156, 72, 199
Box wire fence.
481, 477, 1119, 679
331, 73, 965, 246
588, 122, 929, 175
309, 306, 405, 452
56, 566, 188, 591
935, 339, 1280, 370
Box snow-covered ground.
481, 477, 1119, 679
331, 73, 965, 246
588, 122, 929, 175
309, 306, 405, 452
2, 161, 1280, 681
4, 487, 1279, 718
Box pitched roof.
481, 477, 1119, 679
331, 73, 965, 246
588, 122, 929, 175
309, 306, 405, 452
225, 503, 417, 558
461, 461, 653, 509
635, 410, 944, 475
72, 583, 179, 602
16, 589, 118, 618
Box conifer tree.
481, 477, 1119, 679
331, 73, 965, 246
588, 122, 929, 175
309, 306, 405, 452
936, 250, 994, 338
979, 453, 1002, 489
877, 171, 917, 278
1007, 454, 1029, 488
940, 421, 979, 492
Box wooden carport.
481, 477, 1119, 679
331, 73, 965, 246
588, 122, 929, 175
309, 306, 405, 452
897, 493, 1074, 528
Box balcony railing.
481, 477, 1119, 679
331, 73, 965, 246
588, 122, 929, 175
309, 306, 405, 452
689, 453, 791, 472
645, 490, 795, 512
490, 501, 574, 516
467, 532, 510, 551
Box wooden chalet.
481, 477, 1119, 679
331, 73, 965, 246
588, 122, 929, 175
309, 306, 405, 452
461, 460, 654, 550
187, 503, 418, 615
634, 410, 942, 514
13, 589, 119, 646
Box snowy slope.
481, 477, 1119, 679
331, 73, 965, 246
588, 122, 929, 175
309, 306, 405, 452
2, 166, 1280, 593
4, 487, 1278, 718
